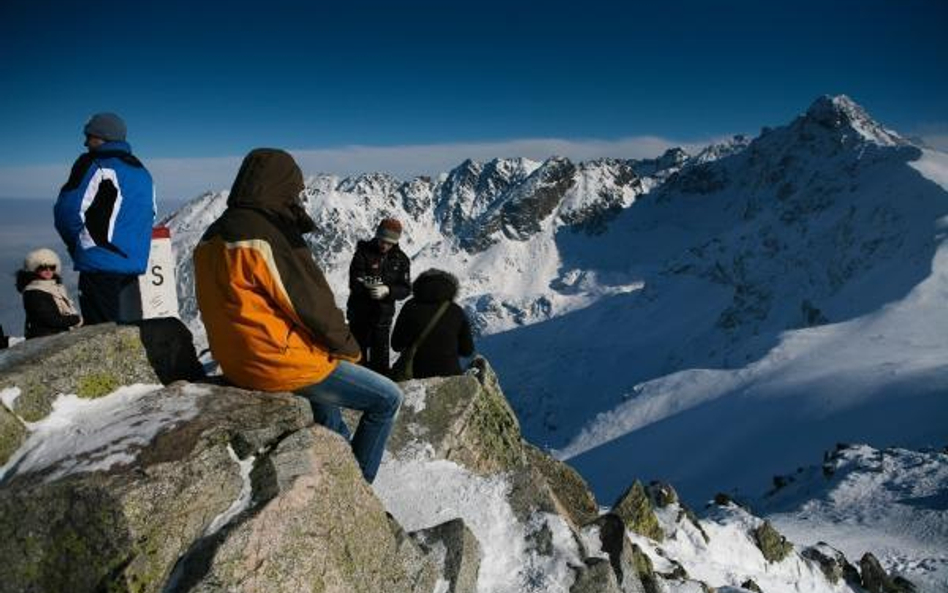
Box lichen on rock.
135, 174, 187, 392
611, 480, 664, 542
752, 521, 793, 563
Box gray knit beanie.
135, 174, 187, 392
84, 112, 127, 142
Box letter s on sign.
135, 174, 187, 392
151, 265, 164, 286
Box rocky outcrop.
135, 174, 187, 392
611, 481, 664, 542
176, 427, 439, 593
380, 358, 654, 591
0, 403, 24, 466
0, 380, 448, 593
741, 579, 763, 592
0, 319, 204, 464
386, 355, 599, 528
587, 513, 650, 593
0, 321, 443, 593
801, 543, 861, 586
1, 327, 623, 593
570, 558, 622, 593
0, 318, 203, 430
410, 518, 481, 593
860, 553, 917, 593
0, 323, 159, 423
385, 358, 525, 474
1, 384, 310, 592
752, 521, 793, 563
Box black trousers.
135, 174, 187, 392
79, 272, 137, 325
349, 318, 392, 376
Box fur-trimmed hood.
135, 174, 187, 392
411, 269, 459, 303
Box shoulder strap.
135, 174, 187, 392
410, 300, 450, 351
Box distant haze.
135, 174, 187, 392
0, 135, 704, 203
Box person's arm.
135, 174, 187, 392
23, 291, 82, 331
388, 252, 411, 301
348, 245, 370, 295
277, 239, 362, 361
54, 154, 95, 253
458, 307, 475, 357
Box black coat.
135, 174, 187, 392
392, 270, 475, 378
22, 288, 81, 339
346, 239, 411, 324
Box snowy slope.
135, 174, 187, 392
758, 444, 948, 592
479, 96, 948, 504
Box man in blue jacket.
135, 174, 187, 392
54, 112, 156, 324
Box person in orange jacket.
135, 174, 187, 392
193, 148, 402, 482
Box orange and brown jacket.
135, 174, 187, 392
194, 149, 361, 391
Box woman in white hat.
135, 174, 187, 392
16, 248, 82, 339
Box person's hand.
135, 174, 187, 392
368, 284, 390, 300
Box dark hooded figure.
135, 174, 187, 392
391, 269, 475, 378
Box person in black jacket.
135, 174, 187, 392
346, 218, 411, 375
0, 323, 8, 349
16, 248, 82, 339
392, 269, 475, 378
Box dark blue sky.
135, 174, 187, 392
1, 0, 946, 173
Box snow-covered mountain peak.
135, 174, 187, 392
802, 94, 908, 147
630, 147, 690, 178
336, 171, 401, 195
302, 174, 340, 194
692, 134, 752, 164
484, 156, 542, 179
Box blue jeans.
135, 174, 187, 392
294, 361, 403, 483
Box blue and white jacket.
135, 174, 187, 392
54, 141, 156, 275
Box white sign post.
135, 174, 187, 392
120, 226, 180, 321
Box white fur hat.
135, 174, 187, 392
24, 248, 62, 273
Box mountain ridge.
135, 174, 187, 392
165, 96, 947, 510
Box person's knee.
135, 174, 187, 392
381, 382, 403, 416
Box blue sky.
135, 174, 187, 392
1, 0, 946, 201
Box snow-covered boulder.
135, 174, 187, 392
0, 380, 448, 593
0, 319, 203, 463
410, 518, 482, 593
381, 357, 599, 531
376, 358, 630, 591
175, 425, 442, 593
0, 328, 627, 593
384, 358, 526, 475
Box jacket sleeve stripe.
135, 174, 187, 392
223, 238, 304, 326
